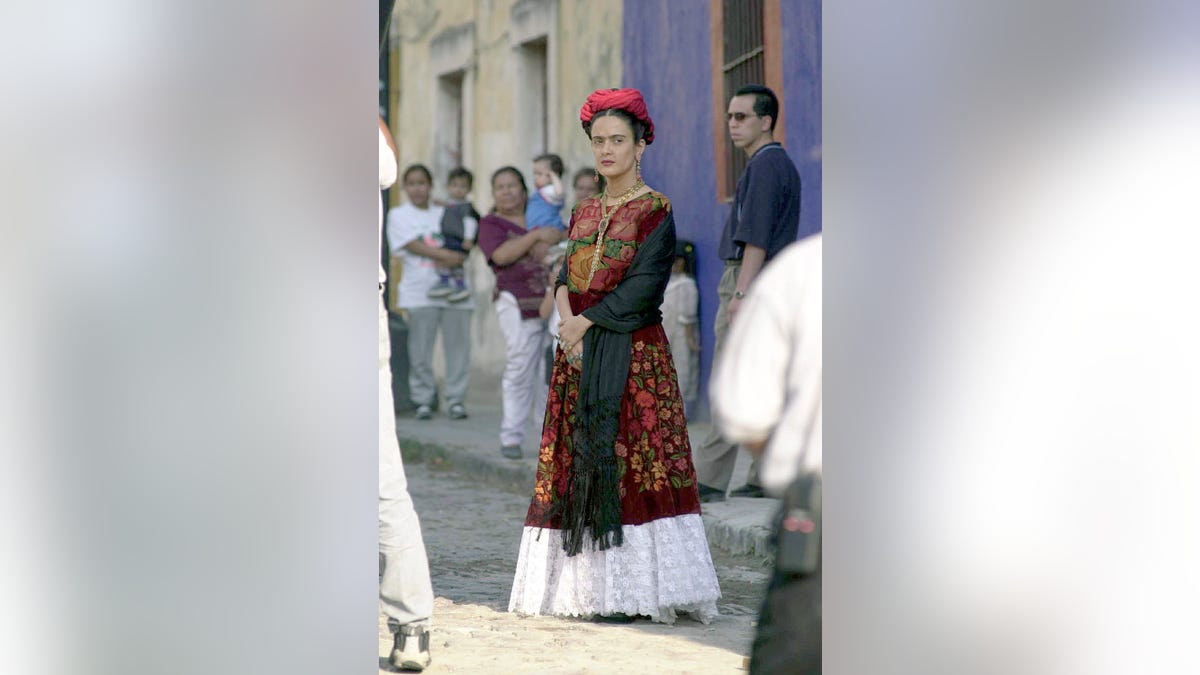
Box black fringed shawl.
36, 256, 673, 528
554, 207, 677, 556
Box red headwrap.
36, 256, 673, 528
579, 88, 655, 145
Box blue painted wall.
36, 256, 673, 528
623, 0, 821, 419
783, 0, 823, 239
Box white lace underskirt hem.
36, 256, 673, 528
508, 514, 722, 625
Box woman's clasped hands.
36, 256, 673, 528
557, 314, 593, 371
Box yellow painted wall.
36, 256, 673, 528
384, 0, 623, 393
387, 0, 622, 209
551, 1, 624, 192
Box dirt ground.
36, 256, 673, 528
378, 459, 771, 673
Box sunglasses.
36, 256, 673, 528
726, 112, 760, 122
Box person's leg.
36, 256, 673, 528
378, 297, 434, 666
440, 307, 472, 405
526, 320, 550, 439
445, 264, 471, 303
427, 266, 451, 298
693, 263, 742, 492
405, 307, 439, 408
495, 293, 539, 449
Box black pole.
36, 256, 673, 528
379, 0, 396, 53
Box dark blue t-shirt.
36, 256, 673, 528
718, 143, 801, 261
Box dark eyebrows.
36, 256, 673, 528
590, 134, 627, 141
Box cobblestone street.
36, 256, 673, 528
379, 458, 770, 673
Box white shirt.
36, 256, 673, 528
538, 183, 565, 206
379, 128, 397, 285
379, 128, 397, 191
711, 235, 822, 497
385, 202, 459, 310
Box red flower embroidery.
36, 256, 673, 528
648, 431, 663, 449
639, 406, 658, 431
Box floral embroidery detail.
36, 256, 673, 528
564, 195, 670, 296
526, 326, 698, 523
639, 406, 658, 432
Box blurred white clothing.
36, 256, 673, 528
711, 235, 822, 497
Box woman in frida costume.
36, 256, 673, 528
508, 88, 721, 624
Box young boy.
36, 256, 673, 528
427, 167, 480, 303
525, 153, 566, 231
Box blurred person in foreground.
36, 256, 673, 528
378, 118, 435, 671
507, 88, 720, 624
712, 234, 822, 674
477, 166, 563, 459
696, 84, 806, 502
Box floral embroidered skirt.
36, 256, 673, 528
508, 325, 721, 623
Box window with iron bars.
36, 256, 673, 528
721, 0, 765, 199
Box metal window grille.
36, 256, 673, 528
722, 0, 765, 198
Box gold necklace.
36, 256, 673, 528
585, 179, 645, 289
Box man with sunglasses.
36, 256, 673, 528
696, 84, 802, 502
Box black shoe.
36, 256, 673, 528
594, 612, 649, 624
500, 445, 522, 459
390, 624, 431, 671
697, 483, 726, 503
728, 483, 765, 498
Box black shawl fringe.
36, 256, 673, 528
563, 392, 626, 556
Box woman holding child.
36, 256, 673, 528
477, 167, 564, 460
507, 88, 720, 624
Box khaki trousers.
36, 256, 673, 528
379, 296, 434, 628
693, 261, 761, 491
